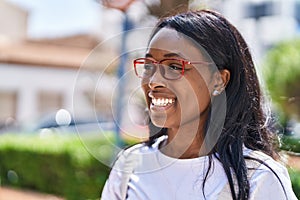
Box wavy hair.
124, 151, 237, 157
145, 10, 281, 200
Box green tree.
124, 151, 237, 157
145, 0, 189, 17
263, 38, 300, 126
100, 0, 189, 16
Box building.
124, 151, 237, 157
0, 1, 117, 131
0, 0, 27, 42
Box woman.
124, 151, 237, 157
101, 10, 297, 200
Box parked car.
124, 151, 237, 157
0, 110, 114, 138
30, 109, 114, 135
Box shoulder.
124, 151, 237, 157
122, 135, 166, 154
112, 135, 166, 172
101, 143, 150, 200
244, 150, 287, 177
245, 150, 297, 200
112, 143, 145, 173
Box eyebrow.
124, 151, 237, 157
145, 52, 186, 59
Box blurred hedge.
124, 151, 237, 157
280, 135, 300, 198
281, 136, 300, 153
1, 133, 300, 199
0, 133, 118, 199
289, 169, 300, 198
263, 38, 300, 124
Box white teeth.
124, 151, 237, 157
151, 98, 174, 107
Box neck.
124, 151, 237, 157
160, 118, 207, 159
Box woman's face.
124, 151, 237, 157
142, 28, 218, 129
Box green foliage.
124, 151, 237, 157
263, 38, 300, 122
0, 133, 118, 199
1, 133, 300, 199
289, 169, 300, 199
281, 136, 300, 153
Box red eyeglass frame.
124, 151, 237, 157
133, 57, 213, 80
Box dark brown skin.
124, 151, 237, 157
141, 28, 230, 159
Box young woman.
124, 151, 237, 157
101, 10, 297, 200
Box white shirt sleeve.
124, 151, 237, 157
101, 167, 123, 200
101, 145, 142, 200
249, 160, 298, 200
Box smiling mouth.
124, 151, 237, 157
151, 98, 175, 107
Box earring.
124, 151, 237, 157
212, 90, 220, 96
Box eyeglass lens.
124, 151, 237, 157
135, 58, 183, 80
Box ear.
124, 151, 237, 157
212, 69, 230, 96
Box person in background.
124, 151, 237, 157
101, 9, 297, 200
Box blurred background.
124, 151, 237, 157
0, 0, 300, 199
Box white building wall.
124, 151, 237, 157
0, 63, 84, 123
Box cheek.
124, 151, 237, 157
187, 75, 212, 110
141, 84, 151, 107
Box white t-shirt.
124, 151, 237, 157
101, 136, 297, 200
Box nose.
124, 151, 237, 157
147, 66, 166, 89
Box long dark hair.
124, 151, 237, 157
145, 10, 280, 200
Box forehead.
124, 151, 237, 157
147, 28, 205, 61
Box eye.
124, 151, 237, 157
168, 63, 182, 71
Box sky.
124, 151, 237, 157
7, 0, 103, 38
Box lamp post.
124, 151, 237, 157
101, 0, 135, 148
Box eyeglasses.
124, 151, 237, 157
133, 58, 212, 80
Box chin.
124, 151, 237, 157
150, 117, 166, 128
